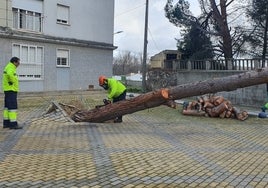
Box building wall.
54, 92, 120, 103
9, 0, 114, 43
0, 37, 113, 92
42, 0, 114, 44
0, 0, 12, 27
0, 0, 115, 92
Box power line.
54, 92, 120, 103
115, 3, 145, 18
148, 26, 160, 52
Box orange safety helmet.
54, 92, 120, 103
99, 75, 106, 86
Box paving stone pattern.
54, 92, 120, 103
0, 91, 268, 188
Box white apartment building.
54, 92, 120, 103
0, 0, 115, 92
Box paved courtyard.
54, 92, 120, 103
0, 90, 268, 188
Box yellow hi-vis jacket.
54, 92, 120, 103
107, 78, 126, 100
265, 102, 268, 109
2, 62, 19, 92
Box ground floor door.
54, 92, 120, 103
57, 68, 70, 90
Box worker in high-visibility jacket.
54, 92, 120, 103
2, 57, 22, 129
261, 102, 268, 112
99, 75, 127, 123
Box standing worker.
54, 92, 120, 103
99, 75, 127, 123
2, 57, 22, 129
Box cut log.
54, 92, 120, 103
72, 68, 268, 122
182, 109, 206, 116
203, 101, 214, 108
164, 100, 177, 109
232, 107, 249, 121
208, 102, 228, 117
225, 110, 232, 118
219, 110, 227, 118
214, 96, 225, 106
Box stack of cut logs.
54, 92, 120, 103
182, 95, 248, 121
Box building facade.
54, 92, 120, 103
0, 0, 115, 92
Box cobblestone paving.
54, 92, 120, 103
0, 91, 268, 188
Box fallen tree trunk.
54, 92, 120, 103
72, 68, 268, 122
72, 89, 169, 122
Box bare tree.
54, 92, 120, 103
199, 0, 250, 59
246, 0, 268, 66
165, 0, 250, 60
113, 51, 142, 75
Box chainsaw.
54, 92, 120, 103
95, 99, 111, 109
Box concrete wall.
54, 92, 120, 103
126, 80, 142, 88
176, 70, 267, 107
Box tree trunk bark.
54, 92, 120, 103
72, 68, 268, 122
210, 0, 233, 61
72, 89, 169, 122
262, 15, 268, 67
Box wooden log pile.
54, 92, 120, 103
182, 95, 248, 121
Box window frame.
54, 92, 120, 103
56, 48, 70, 68
12, 43, 44, 80
12, 8, 43, 32
56, 4, 70, 25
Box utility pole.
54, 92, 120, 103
142, 0, 149, 93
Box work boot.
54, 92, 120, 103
3, 120, 10, 128
10, 125, 23, 129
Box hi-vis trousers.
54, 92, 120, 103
3, 91, 18, 128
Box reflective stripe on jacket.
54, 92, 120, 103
2, 62, 19, 92
107, 78, 126, 100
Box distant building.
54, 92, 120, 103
150, 50, 181, 70
0, 0, 115, 92
147, 50, 181, 90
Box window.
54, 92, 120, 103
13, 8, 42, 32
57, 4, 69, 24
12, 44, 44, 80
57, 49, 70, 67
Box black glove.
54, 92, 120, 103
8, 81, 13, 85
103, 99, 111, 105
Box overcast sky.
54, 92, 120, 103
114, 0, 201, 58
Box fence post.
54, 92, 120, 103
205, 60, 210, 70
187, 60, 191, 70
253, 59, 260, 70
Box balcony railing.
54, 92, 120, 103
173, 59, 268, 71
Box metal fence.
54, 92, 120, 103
175, 59, 268, 71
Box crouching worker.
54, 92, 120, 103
99, 75, 127, 123
259, 102, 268, 118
